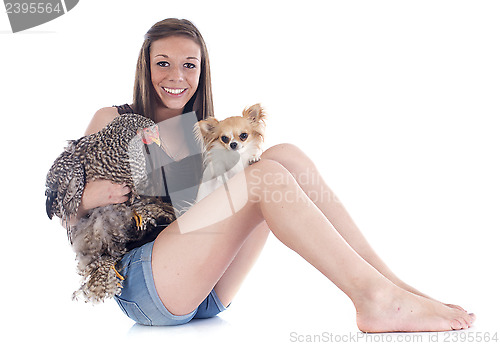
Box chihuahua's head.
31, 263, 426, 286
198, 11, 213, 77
195, 103, 266, 153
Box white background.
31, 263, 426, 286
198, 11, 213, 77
1, 1, 499, 345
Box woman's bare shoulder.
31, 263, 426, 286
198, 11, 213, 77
84, 107, 120, 135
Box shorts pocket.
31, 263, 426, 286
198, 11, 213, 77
115, 296, 152, 326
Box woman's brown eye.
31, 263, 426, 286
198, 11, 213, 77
221, 136, 229, 144
239, 133, 248, 141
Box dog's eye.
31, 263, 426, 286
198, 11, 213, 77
221, 136, 230, 144
239, 133, 248, 141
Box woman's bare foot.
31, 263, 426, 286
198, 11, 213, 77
355, 283, 475, 333
390, 278, 468, 312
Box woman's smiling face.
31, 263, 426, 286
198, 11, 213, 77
150, 35, 202, 115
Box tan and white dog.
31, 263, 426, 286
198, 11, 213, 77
194, 103, 266, 203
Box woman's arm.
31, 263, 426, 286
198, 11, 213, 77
62, 107, 128, 228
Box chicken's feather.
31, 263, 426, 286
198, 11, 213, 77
45, 113, 177, 303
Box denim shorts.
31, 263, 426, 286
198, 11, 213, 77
114, 241, 227, 326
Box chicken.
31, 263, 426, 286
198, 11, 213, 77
45, 113, 176, 303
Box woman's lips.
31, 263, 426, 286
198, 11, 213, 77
162, 87, 187, 96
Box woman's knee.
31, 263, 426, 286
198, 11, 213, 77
261, 143, 306, 162
246, 158, 292, 186
261, 143, 317, 174
245, 158, 297, 204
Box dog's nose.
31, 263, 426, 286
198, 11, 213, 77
230, 142, 238, 150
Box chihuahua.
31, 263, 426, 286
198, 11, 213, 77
194, 103, 266, 203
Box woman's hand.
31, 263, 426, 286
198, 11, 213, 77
63, 180, 131, 228
80, 179, 131, 212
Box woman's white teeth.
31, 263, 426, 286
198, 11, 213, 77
163, 87, 186, 94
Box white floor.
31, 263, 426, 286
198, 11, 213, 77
4, 230, 498, 346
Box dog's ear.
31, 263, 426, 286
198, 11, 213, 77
194, 117, 219, 144
242, 103, 266, 124
199, 117, 219, 134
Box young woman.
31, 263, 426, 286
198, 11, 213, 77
77, 18, 475, 331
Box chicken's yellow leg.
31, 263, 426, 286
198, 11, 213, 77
132, 210, 143, 229
111, 264, 125, 281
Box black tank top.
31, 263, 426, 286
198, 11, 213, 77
112, 104, 202, 248
112, 103, 203, 213
113, 104, 135, 115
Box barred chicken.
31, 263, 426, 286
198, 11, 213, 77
45, 113, 176, 303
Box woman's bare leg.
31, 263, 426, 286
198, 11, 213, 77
152, 159, 474, 332
214, 221, 270, 307
211, 143, 461, 314
211, 142, 424, 310
260, 144, 465, 307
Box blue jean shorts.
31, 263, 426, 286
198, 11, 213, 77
114, 241, 227, 326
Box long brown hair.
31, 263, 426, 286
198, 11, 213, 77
133, 18, 213, 122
